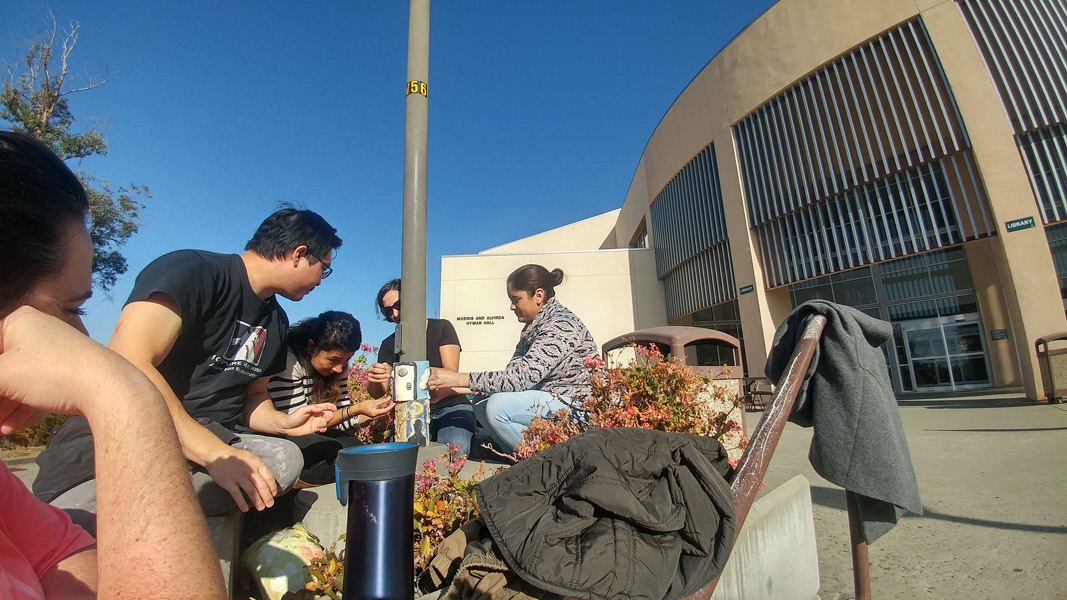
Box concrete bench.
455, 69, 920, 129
207, 511, 243, 596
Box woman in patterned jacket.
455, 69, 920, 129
428, 264, 599, 454
268, 310, 394, 485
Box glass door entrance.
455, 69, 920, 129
901, 316, 991, 391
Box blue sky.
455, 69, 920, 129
2, 1, 776, 348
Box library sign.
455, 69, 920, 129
1005, 216, 1036, 232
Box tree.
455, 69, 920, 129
2, 13, 148, 293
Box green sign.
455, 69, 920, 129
1005, 217, 1035, 232
739, 284, 755, 295
991, 329, 1008, 341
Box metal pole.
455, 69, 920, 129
846, 489, 873, 600
398, 0, 429, 362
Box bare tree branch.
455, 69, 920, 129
1, 9, 145, 292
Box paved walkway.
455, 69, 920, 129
754, 393, 1067, 600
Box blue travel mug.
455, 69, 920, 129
335, 442, 419, 600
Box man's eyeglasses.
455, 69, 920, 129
308, 253, 333, 279
382, 300, 400, 315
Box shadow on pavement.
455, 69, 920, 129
926, 426, 1067, 433
809, 485, 1067, 535
896, 397, 1035, 409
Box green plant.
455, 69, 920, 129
301, 535, 345, 600
0, 413, 69, 449
413, 446, 485, 589
346, 344, 394, 444
301, 445, 493, 597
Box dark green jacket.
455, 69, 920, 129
476, 428, 735, 600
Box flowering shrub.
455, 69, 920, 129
509, 343, 747, 462
302, 535, 345, 600
305, 444, 493, 598
346, 344, 394, 444
0, 412, 69, 450
413, 445, 489, 588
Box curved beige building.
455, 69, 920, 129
442, 0, 1067, 399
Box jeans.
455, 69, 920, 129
431, 402, 476, 457
472, 390, 569, 454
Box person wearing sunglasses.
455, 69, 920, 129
0, 131, 226, 598
34, 205, 343, 530
366, 278, 476, 456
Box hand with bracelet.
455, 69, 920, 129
338, 397, 395, 427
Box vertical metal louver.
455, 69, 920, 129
734, 18, 994, 288
649, 144, 734, 321
959, 0, 1067, 224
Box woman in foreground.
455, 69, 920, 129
0, 130, 226, 598
427, 264, 599, 455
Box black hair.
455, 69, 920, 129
374, 278, 402, 321
287, 310, 362, 403
506, 264, 565, 300
245, 203, 342, 266
0, 131, 90, 316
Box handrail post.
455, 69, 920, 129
846, 490, 872, 600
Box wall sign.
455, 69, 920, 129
991, 328, 1008, 341
407, 80, 428, 97
456, 315, 506, 326
1005, 217, 1035, 232
739, 284, 755, 295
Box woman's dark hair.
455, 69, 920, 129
287, 310, 362, 402
0, 131, 90, 316
375, 278, 401, 320
506, 264, 564, 300
245, 203, 343, 266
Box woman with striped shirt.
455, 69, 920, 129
268, 310, 394, 485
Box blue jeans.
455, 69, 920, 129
431, 402, 476, 457
472, 390, 570, 454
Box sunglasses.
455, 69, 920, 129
382, 300, 400, 315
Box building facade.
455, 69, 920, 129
442, 0, 1067, 400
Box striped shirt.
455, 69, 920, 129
268, 350, 360, 432
469, 297, 598, 400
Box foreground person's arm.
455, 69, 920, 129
0, 306, 226, 598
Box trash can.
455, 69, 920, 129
1035, 332, 1067, 404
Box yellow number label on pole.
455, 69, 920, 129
407, 80, 428, 97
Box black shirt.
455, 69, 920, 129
33, 250, 289, 502
128, 250, 288, 426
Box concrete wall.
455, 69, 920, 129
963, 239, 1023, 388
712, 475, 820, 600
481, 209, 621, 254
440, 248, 666, 372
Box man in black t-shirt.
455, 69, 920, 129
35, 207, 343, 525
